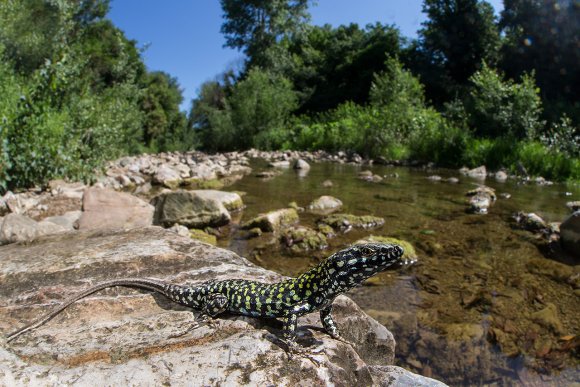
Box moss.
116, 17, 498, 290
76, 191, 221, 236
242, 208, 299, 232
196, 179, 225, 190
281, 226, 328, 253
189, 229, 217, 245
320, 213, 385, 230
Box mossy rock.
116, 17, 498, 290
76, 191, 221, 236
242, 208, 299, 232
196, 179, 225, 190
281, 226, 328, 254
189, 229, 217, 245
320, 213, 385, 231
354, 235, 418, 261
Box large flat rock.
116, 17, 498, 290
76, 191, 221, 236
0, 227, 445, 386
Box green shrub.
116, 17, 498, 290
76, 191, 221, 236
518, 142, 580, 181
468, 64, 544, 139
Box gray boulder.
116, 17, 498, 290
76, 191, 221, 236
0, 227, 446, 386
0, 213, 67, 245
307, 195, 343, 214
191, 190, 244, 212
560, 211, 580, 258
43, 210, 82, 230
151, 190, 230, 228
293, 158, 311, 170
77, 188, 154, 231
153, 164, 182, 189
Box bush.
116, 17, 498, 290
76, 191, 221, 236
468, 64, 544, 139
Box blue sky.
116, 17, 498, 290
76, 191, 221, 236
109, 0, 504, 111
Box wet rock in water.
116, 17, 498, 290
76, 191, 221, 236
514, 212, 548, 232
322, 179, 333, 188
566, 201, 580, 213
151, 190, 230, 228
466, 186, 496, 214
152, 164, 182, 189
189, 228, 217, 245
494, 170, 508, 182
368, 366, 447, 387
255, 170, 281, 179
560, 211, 580, 258
77, 188, 154, 231
319, 213, 385, 232
427, 175, 442, 181
307, 195, 343, 214
280, 226, 328, 253
268, 160, 290, 168
499, 193, 511, 199
355, 235, 418, 262
461, 165, 486, 179
358, 170, 383, 182
446, 177, 459, 184
531, 303, 565, 334
191, 190, 244, 212
0, 227, 438, 385
0, 214, 68, 245
242, 208, 299, 232
293, 158, 310, 170
535, 176, 553, 186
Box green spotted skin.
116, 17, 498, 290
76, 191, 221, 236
6, 243, 406, 345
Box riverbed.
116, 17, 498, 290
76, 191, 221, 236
218, 159, 579, 386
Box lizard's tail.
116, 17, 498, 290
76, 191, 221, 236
6, 278, 173, 343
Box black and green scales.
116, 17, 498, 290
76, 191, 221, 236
6, 243, 407, 349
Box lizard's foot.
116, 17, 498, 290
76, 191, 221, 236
330, 333, 355, 347
281, 339, 322, 367
168, 322, 201, 339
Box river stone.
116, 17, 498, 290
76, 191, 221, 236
242, 208, 299, 232
494, 170, 508, 182
151, 190, 231, 228
0, 214, 68, 245
189, 228, 217, 245
465, 165, 487, 179
152, 164, 182, 189
42, 210, 82, 230
307, 195, 343, 214
77, 188, 154, 231
466, 186, 496, 214
191, 190, 244, 212
48, 180, 87, 199
560, 211, 580, 258
293, 158, 310, 170
0, 227, 444, 385
369, 366, 448, 387
566, 201, 580, 213
320, 213, 385, 232
280, 226, 328, 253
514, 212, 547, 232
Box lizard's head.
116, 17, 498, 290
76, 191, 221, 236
325, 243, 409, 288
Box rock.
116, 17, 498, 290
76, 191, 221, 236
189, 228, 217, 245
494, 170, 508, 182
461, 166, 486, 179
191, 190, 244, 212
320, 213, 385, 232
560, 211, 580, 258
355, 236, 418, 262
499, 193, 511, 199
152, 164, 182, 189
514, 212, 548, 232
242, 208, 299, 233
427, 175, 442, 181
280, 226, 328, 253
255, 170, 281, 179
446, 177, 459, 184
322, 179, 333, 188
306, 195, 343, 214
293, 159, 310, 170
466, 186, 496, 214
566, 201, 580, 213
531, 303, 564, 334
0, 214, 67, 245
268, 160, 290, 168
369, 366, 448, 387
151, 190, 231, 228
42, 210, 82, 230
1, 191, 40, 215
168, 223, 190, 237
77, 188, 154, 231
0, 227, 443, 385
48, 180, 87, 199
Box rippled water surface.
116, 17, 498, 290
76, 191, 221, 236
219, 160, 579, 386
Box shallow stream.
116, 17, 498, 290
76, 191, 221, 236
218, 159, 579, 386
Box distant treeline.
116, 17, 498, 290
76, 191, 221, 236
1, 0, 578, 192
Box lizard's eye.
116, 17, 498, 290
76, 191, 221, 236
360, 247, 374, 257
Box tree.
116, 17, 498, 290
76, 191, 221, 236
414, 0, 500, 101
499, 0, 580, 124
220, 0, 311, 66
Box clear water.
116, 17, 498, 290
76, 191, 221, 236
219, 160, 580, 386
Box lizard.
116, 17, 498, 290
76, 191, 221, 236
5, 243, 408, 351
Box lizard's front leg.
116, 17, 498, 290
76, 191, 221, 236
199, 292, 229, 322
320, 304, 351, 345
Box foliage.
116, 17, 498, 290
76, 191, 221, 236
220, 0, 311, 66
539, 116, 580, 158
413, 0, 500, 101
467, 65, 544, 139
191, 68, 298, 151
